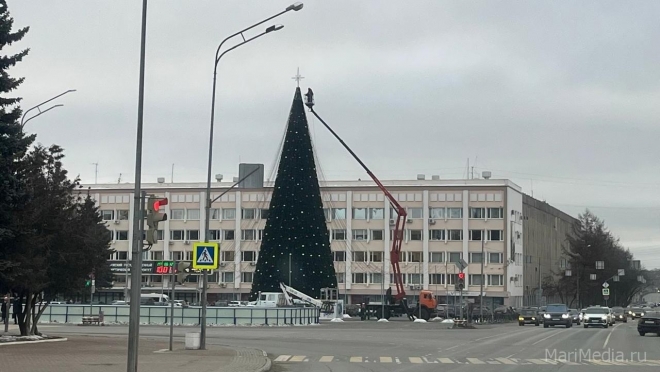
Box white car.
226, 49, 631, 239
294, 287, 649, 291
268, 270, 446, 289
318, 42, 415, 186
583, 307, 612, 328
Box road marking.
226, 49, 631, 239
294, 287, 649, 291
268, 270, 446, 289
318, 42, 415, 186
409, 357, 423, 364
289, 356, 306, 362
532, 329, 569, 345
395, 357, 401, 364
350, 357, 362, 363
467, 358, 486, 364
589, 360, 613, 365
603, 331, 613, 348
528, 359, 549, 365
319, 356, 333, 362
487, 361, 500, 364
422, 357, 438, 363
274, 355, 291, 362
380, 357, 392, 363
438, 358, 454, 364
496, 358, 517, 365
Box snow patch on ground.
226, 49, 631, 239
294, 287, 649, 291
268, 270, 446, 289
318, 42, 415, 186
377, 318, 389, 323
342, 314, 351, 319
330, 318, 344, 322
0, 335, 53, 343
413, 319, 428, 323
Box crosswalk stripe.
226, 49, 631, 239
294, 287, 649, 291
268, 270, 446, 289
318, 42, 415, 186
274, 355, 291, 362
589, 360, 613, 365
467, 358, 486, 364
380, 357, 392, 363
495, 358, 516, 365
349, 357, 362, 363
528, 359, 549, 365
487, 361, 500, 364
542, 359, 559, 365
561, 360, 581, 365
319, 356, 333, 362
409, 357, 423, 364
289, 356, 306, 362
438, 358, 454, 364
645, 360, 660, 366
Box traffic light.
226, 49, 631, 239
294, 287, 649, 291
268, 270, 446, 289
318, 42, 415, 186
175, 262, 192, 284
146, 197, 168, 244
457, 272, 465, 291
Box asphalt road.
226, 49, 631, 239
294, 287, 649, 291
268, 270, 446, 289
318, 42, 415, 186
40, 318, 660, 371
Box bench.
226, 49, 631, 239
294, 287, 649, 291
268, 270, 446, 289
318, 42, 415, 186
81, 314, 104, 326
454, 319, 468, 328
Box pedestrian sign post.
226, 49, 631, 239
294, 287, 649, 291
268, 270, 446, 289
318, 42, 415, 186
602, 288, 610, 296
192, 242, 219, 270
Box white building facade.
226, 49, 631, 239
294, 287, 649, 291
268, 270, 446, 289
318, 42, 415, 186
90, 178, 524, 308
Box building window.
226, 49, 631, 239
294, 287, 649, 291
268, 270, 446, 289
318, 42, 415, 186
488, 207, 503, 219
170, 209, 185, 220
429, 207, 445, 219
390, 273, 407, 284
352, 229, 368, 241
559, 258, 567, 269
352, 208, 367, 220
101, 210, 114, 221
447, 274, 457, 285
448, 230, 463, 241
469, 274, 484, 286
429, 229, 445, 241
332, 208, 346, 220
409, 230, 423, 241
352, 273, 366, 284
430, 274, 445, 285
333, 251, 345, 262
152, 251, 164, 261
595, 260, 605, 270
488, 230, 503, 241
221, 251, 234, 261
488, 274, 503, 286
222, 209, 236, 220
489, 252, 503, 263
332, 229, 346, 241
209, 230, 221, 241
370, 273, 383, 284
447, 208, 462, 219
469, 230, 483, 241
390, 208, 400, 219
469, 207, 485, 219
241, 208, 257, 220
429, 252, 444, 263
241, 272, 253, 283
210, 208, 221, 220
371, 229, 384, 241
258, 229, 264, 240
369, 208, 384, 220
187, 209, 200, 220
260, 209, 269, 219
408, 251, 422, 263
170, 230, 184, 241
242, 251, 256, 262
241, 229, 256, 241
118, 210, 129, 220
336, 273, 345, 283
408, 208, 423, 219
448, 252, 462, 263
369, 251, 383, 262
323, 208, 331, 221
408, 273, 421, 285
469, 252, 483, 263
186, 230, 199, 241
116, 230, 129, 240
221, 272, 233, 283
353, 251, 366, 262
223, 230, 235, 241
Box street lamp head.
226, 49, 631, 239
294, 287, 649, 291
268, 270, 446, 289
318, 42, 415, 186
286, 2, 304, 11
266, 24, 284, 33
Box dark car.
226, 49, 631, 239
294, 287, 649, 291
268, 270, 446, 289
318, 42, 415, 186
543, 304, 572, 328
637, 311, 660, 336
518, 308, 540, 326
630, 307, 646, 319
611, 307, 628, 323
568, 309, 581, 325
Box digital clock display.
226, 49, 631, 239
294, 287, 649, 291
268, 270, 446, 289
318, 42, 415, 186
151, 261, 176, 275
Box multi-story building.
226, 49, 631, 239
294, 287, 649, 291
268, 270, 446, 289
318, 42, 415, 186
89, 173, 538, 308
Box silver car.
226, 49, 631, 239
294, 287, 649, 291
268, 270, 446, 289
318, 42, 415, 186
583, 307, 612, 328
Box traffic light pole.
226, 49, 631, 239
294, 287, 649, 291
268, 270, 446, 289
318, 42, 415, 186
169, 258, 176, 351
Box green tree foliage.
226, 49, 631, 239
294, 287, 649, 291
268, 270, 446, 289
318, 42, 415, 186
250, 88, 337, 299
543, 210, 649, 308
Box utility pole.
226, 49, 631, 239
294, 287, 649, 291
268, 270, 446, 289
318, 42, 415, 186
538, 257, 542, 306
576, 264, 580, 310
169, 259, 176, 351
480, 237, 484, 323
92, 163, 99, 184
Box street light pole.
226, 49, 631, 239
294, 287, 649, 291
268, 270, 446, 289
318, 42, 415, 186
480, 237, 484, 323
20, 89, 76, 130
201, 3, 303, 350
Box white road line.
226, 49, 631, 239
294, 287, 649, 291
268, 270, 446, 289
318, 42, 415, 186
409, 357, 423, 364
289, 356, 306, 362
496, 358, 517, 365
438, 358, 454, 364
603, 331, 612, 348
532, 329, 569, 345
274, 355, 291, 362
349, 356, 362, 363
467, 358, 486, 364
528, 359, 549, 365
319, 356, 334, 362
380, 357, 392, 363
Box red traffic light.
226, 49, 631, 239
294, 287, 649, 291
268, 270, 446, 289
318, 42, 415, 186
458, 272, 465, 280
153, 198, 168, 211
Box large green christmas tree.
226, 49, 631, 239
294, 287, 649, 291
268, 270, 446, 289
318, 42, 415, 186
250, 87, 337, 299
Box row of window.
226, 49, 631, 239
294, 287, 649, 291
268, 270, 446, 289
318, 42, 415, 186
332, 251, 503, 264
338, 273, 504, 286
101, 207, 504, 222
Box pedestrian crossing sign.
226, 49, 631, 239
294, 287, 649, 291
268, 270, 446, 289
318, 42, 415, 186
192, 242, 219, 270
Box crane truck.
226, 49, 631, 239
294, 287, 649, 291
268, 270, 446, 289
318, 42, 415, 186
304, 89, 438, 321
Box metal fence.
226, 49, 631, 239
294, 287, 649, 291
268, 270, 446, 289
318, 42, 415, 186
39, 305, 319, 326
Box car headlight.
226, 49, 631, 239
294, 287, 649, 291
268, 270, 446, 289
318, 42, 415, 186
601, 315, 608, 320
532, 317, 536, 320
562, 314, 569, 319
641, 312, 644, 316
518, 317, 524, 321
544, 314, 551, 319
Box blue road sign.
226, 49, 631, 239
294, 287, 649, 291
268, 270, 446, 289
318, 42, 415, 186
192, 242, 219, 270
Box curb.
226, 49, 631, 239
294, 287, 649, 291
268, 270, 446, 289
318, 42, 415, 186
257, 349, 272, 372
0, 337, 68, 347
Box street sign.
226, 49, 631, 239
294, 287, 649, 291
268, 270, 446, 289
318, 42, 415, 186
454, 258, 468, 271
602, 282, 609, 288
602, 288, 610, 296
192, 242, 219, 270
618, 269, 625, 276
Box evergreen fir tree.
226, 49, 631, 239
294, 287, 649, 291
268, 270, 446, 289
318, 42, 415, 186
250, 88, 337, 299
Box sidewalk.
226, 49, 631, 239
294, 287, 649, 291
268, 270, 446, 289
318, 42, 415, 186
0, 335, 270, 372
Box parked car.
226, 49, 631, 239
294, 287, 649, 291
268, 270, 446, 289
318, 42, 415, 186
583, 307, 612, 328
637, 311, 660, 336
611, 307, 628, 323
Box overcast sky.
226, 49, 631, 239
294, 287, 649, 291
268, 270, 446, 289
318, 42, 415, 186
8, 1, 660, 268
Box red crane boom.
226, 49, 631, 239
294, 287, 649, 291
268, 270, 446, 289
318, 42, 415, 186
304, 89, 408, 301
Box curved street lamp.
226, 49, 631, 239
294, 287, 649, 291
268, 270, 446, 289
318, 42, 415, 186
200, 2, 303, 350
20, 89, 76, 130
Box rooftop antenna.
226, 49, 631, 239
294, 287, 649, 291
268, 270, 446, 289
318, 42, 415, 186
171, 163, 174, 183
117, 173, 122, 184
92, 162, 99, 184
